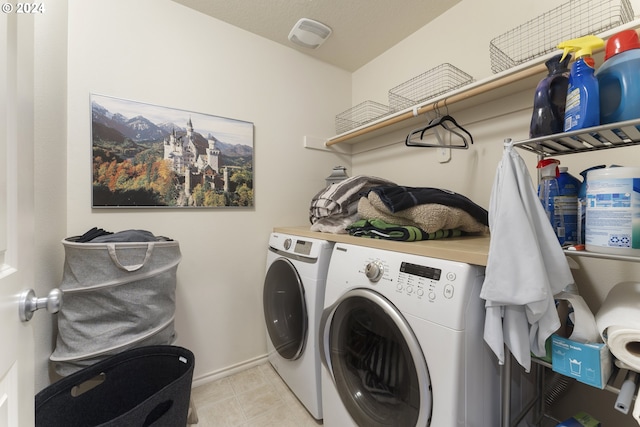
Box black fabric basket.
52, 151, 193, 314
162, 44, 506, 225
36, 345, 194, 427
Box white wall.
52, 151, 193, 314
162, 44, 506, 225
30, 0, 640, 422
351, 0, 640, 305
350, 0, 640, 203
349, 0, 640, 424
63, 0, 351, 384
353, 0, 561, 105
33, 0, 68, 392
348, 0, 581, 211
353, 0, 640, 105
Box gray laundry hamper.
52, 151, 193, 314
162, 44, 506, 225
50, 236, 182, 376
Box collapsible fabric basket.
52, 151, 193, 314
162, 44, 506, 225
36, 345, 194, 427
50, 236, 181, 375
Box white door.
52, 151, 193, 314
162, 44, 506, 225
0, 12, 36, 427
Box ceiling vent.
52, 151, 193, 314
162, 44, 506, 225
288, 18, 332, 49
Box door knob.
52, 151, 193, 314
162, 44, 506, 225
19, 288, 63, 322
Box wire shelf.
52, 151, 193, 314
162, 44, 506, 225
490, 0, 634, 74
388, 63, 474, 112
335, 100, 389, 134
512, 117, 640, 156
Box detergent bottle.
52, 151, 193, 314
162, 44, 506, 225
556, 166, 581, 245
596, 29, 640, 125
557, 35, 605, 131
529, 53, 571, 138
537, 158, 564, 243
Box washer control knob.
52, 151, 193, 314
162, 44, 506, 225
365, 261, 384, 282
283, 238, 292, 250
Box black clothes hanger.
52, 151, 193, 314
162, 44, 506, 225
405, 114, 473, 149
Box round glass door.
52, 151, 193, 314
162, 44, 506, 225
327, 289, 431, 426
263, 257, 307, 360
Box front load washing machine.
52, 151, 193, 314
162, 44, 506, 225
263, 232, 333, 420
320, 243, 500, 426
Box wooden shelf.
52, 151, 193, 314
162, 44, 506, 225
326, 60, 549, 146
326, 25, 640, 148
273, 226, 491, 266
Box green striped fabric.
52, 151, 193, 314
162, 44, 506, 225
347, 219, 463, 241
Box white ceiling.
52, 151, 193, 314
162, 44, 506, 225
170, 0, 460, 72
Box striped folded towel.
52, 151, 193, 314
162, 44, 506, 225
346, 219, 463, 241
309, 175, 396, 233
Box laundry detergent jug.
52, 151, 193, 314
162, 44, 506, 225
597, 29, 640, 125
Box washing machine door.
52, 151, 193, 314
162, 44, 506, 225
321, 288, 432, 427
263, 257, 308, 360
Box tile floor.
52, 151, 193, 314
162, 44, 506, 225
190, 362, 323, 427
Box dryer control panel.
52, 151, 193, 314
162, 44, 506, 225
268, 233, 334, 280
398, 261, 444, 301
327, 243, 485, 330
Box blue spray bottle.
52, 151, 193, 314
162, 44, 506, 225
557, 35, 605, 131
537, 158, 563, 242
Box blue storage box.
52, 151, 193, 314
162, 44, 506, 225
551, 334, 612, 388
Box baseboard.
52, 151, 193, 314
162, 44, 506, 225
191, 353, 269, 388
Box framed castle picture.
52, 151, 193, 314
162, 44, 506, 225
91, 94, 254, 208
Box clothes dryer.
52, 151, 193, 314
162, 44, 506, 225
320, 243, 500, 426
263, 232, 333, 420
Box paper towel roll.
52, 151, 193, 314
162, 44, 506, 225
596, 282, 640, 372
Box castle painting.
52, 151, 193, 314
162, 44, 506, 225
91, 94, 254, 208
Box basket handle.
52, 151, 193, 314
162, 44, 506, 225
143, 400, 174, 426
107, 242, 154, 272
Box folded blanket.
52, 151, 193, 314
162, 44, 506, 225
309, 175, 396, 233
347, 219, 463, 241
310, 212, 360, 234
368, 186, 488, 225
358, 192, 489, 234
